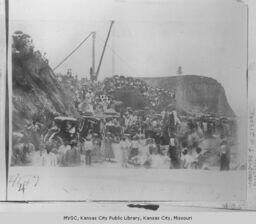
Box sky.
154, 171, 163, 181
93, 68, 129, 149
10, 0, 247, 116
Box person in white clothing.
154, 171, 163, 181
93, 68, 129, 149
84, 136, 94, 165
120, 135, 131, 168
41, 146, 57, 167
58, 142, 71, 166
180, 149, 193, 169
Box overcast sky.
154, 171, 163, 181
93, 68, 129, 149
10, 0, 247, 116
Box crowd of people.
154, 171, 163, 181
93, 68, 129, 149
56, 73, 176, 114
12, 72, 236, 171
57, 71, 114, 114
104, 75, 175, 109
12, 111, 234, 171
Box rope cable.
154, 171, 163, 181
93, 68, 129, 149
53, 32, 93, 71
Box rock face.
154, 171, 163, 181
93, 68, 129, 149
12, 54, 77, 131
140, 75, 235, 117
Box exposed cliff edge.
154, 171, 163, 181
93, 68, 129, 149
140, 75, 235, 117
12, 49, 77, 132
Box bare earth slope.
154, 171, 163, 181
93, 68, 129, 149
12, 54, 77, 131
140, 75, 235, 117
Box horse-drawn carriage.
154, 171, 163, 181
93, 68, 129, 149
53, 111, 121, 143
53, 116, 78, 142
53, 115, 101, 143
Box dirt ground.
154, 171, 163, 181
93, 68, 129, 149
8, 166, 246, 202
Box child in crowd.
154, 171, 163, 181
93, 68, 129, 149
180, 149, 193, 169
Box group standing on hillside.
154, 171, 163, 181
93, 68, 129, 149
11, 73, 235, 171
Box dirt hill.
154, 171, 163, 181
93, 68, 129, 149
12, 49, 77, 132
140, 75, 235, 117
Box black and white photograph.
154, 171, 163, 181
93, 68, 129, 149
7, 0, 247, 202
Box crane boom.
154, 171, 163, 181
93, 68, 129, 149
95, 20, 114, 80
92, 32, 96, 75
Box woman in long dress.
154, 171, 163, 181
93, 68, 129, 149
120, 135, 131, 168
129, 135, 139, 159
130, 138, 150, 167
168, 136, 180, 168
219, 141, 230, 171
92, 133, 102, 162
102, 132, 115, 162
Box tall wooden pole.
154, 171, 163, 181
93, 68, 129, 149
92, 32, 96, 75
112, 24, 115, 76
95, 20, 114, 80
